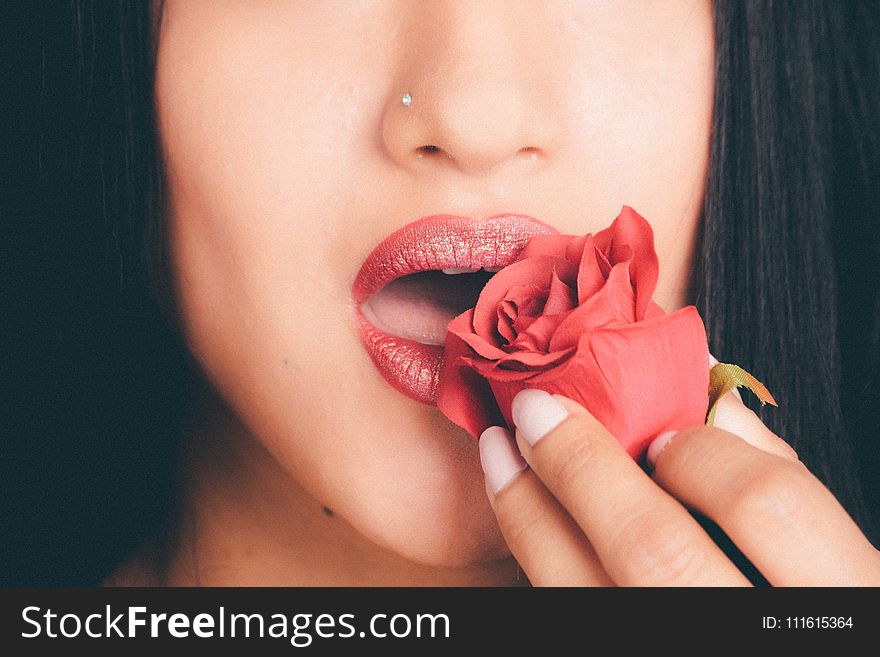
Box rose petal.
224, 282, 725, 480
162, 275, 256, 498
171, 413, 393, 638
471, 347, 575, 382
496, 300, 518, 344
505, 285, 548, 321
511, 314, 557, 352
435, 331, 506, 437
545, 269, 578, 315
457, 328, 511, 360
548, 260, 637, 351
563, 234, 590, 266
448, 309, 510, 360
499, 299, 517, 322
496, 287, 545, 344
645, 298, 666, 319
497, 284, 551, 344
526, 306, 709, 458
512, 313, 539, 336
491, 347, 574, 370
573, 234, 607, 304
472, 256, 576, 341
593, 206, 659, 320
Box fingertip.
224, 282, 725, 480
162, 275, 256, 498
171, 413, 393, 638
646, 430, 678, 467
479, 426, 528, 497
511, 389, 570, 446
712, 392, 759, 434
550, 394, 590, 416
712, 394, 798, 461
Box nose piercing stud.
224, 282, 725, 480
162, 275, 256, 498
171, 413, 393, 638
402, 93, 413, 107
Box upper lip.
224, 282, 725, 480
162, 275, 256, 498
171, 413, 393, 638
352, 213, 559, 304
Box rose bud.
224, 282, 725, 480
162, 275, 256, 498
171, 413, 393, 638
436, 205, 710, 462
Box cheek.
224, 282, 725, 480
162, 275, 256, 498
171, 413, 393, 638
154, 23, 356, 250
559, 2, 715, 309
153, 2, 372, 418
573, 28, 714, 207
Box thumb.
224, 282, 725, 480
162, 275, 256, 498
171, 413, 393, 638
708, 352, 798, 462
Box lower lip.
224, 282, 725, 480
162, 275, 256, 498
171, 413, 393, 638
355, 308, 444, 404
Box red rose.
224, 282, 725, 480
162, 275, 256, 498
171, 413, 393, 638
436, 205, 710, 461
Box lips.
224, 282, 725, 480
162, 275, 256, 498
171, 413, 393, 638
353, 214, 557, 405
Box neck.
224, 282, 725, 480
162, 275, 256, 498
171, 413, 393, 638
155, 384, 522, 586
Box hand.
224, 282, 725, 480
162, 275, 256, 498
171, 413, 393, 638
478, 379, 880, 586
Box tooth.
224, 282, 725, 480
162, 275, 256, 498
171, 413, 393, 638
441, 267, 480, 274
483, 266, 502, 272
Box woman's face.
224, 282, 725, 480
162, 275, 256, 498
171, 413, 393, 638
155, 0, 715, 567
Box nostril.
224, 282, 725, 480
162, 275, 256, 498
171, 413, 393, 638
416, 144, 453, 162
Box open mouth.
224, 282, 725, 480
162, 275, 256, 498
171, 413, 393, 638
360, 268, 497, 346
353, 214, 557, 405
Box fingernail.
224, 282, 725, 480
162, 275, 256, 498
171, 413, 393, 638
646, 430, 678, 467
479, 426, 527, 496
511, 389, 569, 446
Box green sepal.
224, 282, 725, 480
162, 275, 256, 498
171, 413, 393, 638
706, 363, 778, 425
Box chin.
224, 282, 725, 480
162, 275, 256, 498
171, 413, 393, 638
332, 435, 513, 569
359, 496, 512, 570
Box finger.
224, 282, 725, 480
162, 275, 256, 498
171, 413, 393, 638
479, 427, 613, 586
710, 393, 798, 461
649, 425, 880, 586
510, 390, 750, 586
706, 352, 796, 461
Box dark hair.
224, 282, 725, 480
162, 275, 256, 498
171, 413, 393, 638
4, 1, 878, 584
4, 2, 189, 585
697, 1, 880, 544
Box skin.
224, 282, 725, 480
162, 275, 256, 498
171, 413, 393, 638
115, 0, 878, 585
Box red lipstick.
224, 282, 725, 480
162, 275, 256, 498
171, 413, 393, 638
353, 214, 557, 405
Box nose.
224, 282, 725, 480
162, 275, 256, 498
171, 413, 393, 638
381, 1, 564, 177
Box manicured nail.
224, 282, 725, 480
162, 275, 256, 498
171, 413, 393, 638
646, 430, 678, 467
479, 426, 527, 496
511, 389, 570, 446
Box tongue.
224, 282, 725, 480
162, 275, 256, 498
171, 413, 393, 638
360, 270, 494, 345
